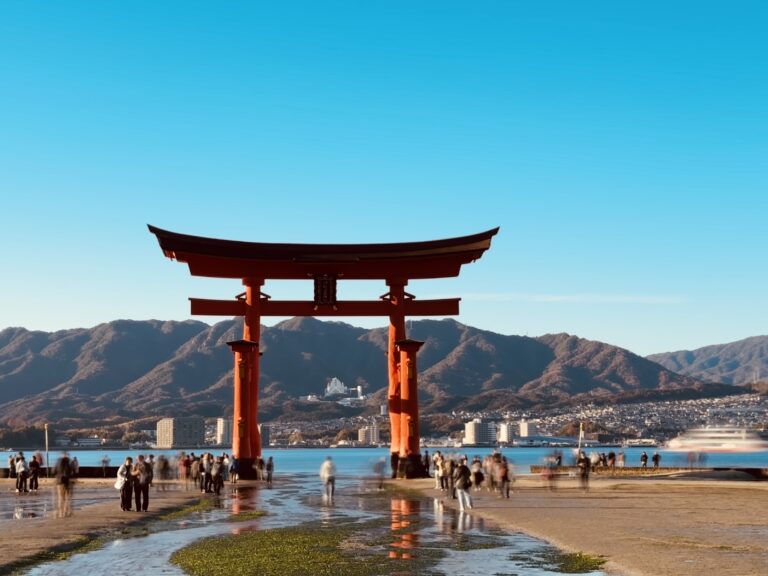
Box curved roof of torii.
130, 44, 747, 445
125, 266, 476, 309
148, 224, 499, 280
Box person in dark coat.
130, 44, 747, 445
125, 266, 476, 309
132, 455, 153, 512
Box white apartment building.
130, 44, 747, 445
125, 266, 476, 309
216, 418, 232, 446
156, 417, 205, 448
497, 422, 515, 444
463, 418, 496, 446
358, 421, 380, 445
519, 418, 538, 437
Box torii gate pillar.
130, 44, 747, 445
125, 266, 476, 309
226, 339, 261, 479
387, 281, 406, 478
396, 338, 425, 479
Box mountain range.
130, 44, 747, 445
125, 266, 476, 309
648, 336, 768, 386
0, 318, 757, 430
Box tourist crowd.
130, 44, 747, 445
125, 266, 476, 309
427, 450, 515, 511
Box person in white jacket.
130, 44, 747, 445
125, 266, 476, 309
319, 456, 337, 501
15, 455, 30, 493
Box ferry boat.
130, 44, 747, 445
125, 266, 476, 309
666, 427, 768, 453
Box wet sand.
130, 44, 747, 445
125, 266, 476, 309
3, 475, 767, 576
0, 477, 207, 571
396, 474, 768, 576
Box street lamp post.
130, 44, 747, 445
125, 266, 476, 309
44, 423, 50, 478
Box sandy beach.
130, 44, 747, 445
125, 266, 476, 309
395, 473, 768, 576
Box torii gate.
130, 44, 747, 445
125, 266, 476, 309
148, 225, 498, 478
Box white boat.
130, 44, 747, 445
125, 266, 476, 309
666, 427, 768, 453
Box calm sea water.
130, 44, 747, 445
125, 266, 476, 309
18, 446, 768, 473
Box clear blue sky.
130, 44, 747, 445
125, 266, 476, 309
1, 1, 766, 356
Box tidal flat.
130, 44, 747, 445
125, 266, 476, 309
6, 474, 610, 576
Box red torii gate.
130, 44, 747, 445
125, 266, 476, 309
148, 225, 498, 478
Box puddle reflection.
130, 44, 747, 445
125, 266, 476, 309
389, 497, 419, 559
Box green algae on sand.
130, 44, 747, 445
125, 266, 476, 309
171, 518, 443, 576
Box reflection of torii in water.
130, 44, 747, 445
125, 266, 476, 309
148, 225, 498, 479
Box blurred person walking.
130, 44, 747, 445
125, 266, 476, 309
54, 452, 73, 518
320, 456, 336, 501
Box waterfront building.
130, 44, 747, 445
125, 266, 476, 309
258, 423, 270, 448
497, 422, 514, 444
463, 418, 496, 446
358, 420, 380, 445
156, 417, 205, 448
75, 437, 103, 447
519, 418, 538, 437
216, 418, 232, 445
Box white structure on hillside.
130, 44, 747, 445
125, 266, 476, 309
325, 377, 349, 397
463, 418, 496, 446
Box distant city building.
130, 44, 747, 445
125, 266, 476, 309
325, 377, 349, 397
463, 418, 496, 446
216, 418, 232, 446
156, 417, 205, 448
259, 424, 270, 448
519, 418, 538, 438
358, 420, 380, 445
497, 422, 514, 444
380, 404, 388, 416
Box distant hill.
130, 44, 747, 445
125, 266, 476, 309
648, 336, 768, 386
0, 318, 739, 429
